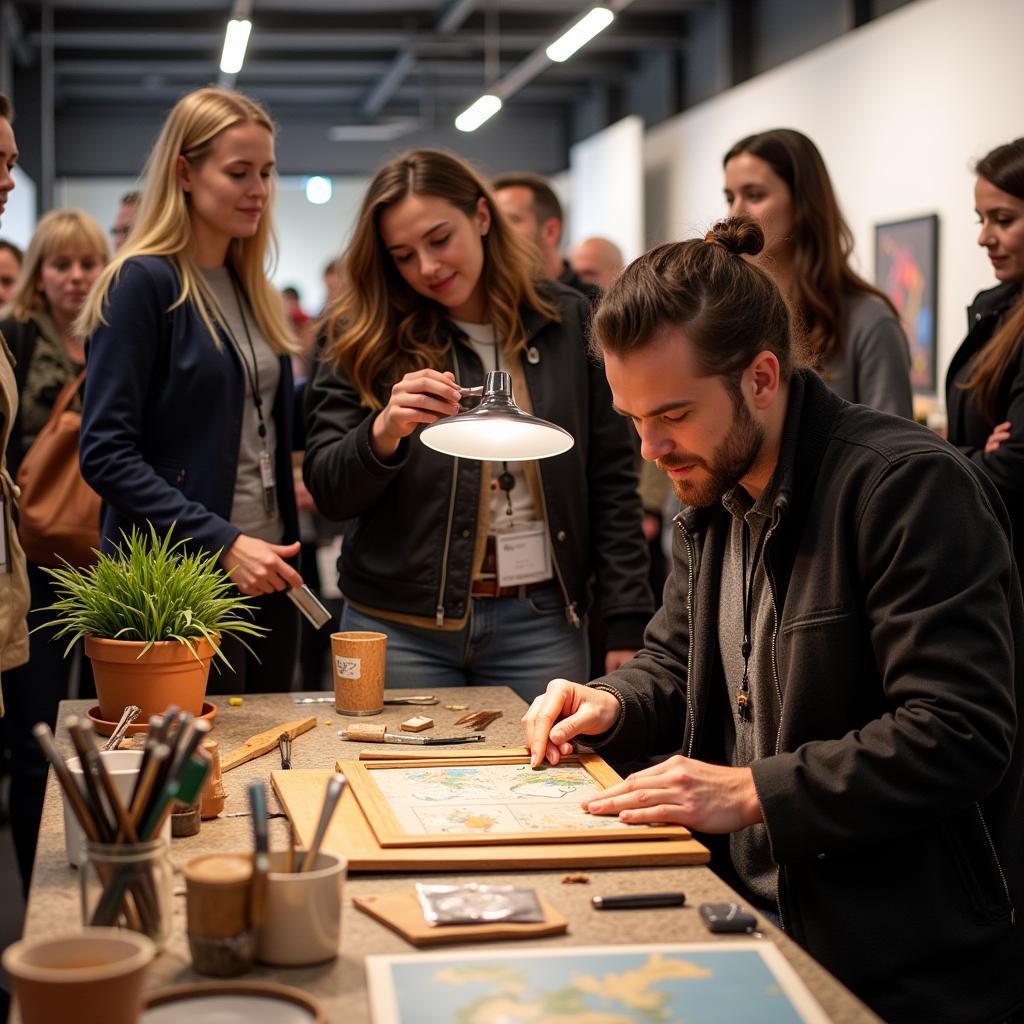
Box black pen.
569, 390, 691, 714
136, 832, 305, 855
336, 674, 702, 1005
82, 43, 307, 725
592, 892, 686, 910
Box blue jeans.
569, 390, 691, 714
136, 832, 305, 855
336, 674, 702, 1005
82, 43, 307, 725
340, 585, 589, 703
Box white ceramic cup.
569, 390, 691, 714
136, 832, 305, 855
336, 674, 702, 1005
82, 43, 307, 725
255, 851, 346, 967
62, 750, 171, 868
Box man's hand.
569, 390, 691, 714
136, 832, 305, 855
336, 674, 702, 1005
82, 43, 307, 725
221, 536, 303, 596
521, 679, 622, 768
583, 754, 763, 834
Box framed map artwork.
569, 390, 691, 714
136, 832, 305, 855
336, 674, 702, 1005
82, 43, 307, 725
367, 942, 832, 1024
343, 754, 691, 848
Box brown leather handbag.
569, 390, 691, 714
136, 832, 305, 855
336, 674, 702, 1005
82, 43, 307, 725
15, 370, 101, 566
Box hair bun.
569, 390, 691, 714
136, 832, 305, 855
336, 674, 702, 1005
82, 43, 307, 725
707, 217, 764, 258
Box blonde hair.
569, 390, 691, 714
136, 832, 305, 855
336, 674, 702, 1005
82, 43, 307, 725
1, 208, 109, 323
77, 86, 294, 355
322, 148, 559, 410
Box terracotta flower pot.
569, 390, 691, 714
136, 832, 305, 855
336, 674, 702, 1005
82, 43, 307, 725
85, 636, 218, 722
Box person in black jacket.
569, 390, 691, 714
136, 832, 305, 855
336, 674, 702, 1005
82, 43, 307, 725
523, 218, 1024, 1024
946, 137, 1024, 570
304, 149, 652, 701
78, 87, 303, 693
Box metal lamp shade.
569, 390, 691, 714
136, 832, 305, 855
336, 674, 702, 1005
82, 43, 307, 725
419, 370, 574, 461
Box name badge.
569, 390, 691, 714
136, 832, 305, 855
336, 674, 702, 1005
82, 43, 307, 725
496, 521, 552, 587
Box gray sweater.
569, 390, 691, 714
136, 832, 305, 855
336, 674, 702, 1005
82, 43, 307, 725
822, 292, 913, 418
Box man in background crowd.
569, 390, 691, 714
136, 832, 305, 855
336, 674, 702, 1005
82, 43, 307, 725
492, 171, 599, 301
109, 190, 140, 250
570, 236, 625, 292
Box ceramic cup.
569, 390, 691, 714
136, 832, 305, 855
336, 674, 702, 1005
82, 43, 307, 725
331, 631, 386, 716
2, 927, 154, 1024
255, 850, 346, 967
62, 750, 173, 868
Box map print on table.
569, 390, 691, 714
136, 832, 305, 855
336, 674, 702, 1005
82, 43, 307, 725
370, 763, 643, 836
367, 943, 831, 1024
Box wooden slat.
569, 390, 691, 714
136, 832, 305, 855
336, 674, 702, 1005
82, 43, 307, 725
220, 716, 317, 773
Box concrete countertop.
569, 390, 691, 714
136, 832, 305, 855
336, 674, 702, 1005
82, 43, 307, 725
14, 687, 881, 1023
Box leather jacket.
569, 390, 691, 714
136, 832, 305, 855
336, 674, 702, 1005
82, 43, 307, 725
590, 370, 1024, 1024
303, 283, 654, 647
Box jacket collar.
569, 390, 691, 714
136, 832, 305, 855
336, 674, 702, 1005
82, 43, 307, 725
678, 369, 842, 535
970, 281, 1021, 322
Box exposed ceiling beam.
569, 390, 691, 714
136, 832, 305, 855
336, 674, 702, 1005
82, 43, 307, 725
30, 29, 684, 54
436, 0, 476, 35
361, 50, 415, 116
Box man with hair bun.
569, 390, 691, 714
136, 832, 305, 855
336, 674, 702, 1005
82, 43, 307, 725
522, 217, 1024, 1024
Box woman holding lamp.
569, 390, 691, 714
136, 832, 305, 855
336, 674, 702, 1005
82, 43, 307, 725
303, 148, 653, 701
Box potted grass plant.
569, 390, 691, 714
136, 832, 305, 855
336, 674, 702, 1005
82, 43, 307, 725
38, 523, 266, 723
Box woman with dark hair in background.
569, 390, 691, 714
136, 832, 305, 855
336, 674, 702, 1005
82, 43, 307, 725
304, 148, 652, 701
946, 138, 1024, 569
723, 128, 913, 417
0, 205, 108, 891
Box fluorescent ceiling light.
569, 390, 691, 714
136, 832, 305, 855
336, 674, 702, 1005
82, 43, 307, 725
546, 7, 615, 63
305, 176, 332, 205
455, 94, 502, 133
219, 19, 252, 75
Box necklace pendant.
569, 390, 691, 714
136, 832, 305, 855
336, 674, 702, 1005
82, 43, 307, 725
737, 692, 751, 721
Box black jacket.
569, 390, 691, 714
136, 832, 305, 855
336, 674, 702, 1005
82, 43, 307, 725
946, 280, 1024, 568
80, 256, 299, 558
303, 284, 653, 647
590, 371, 1024, 1024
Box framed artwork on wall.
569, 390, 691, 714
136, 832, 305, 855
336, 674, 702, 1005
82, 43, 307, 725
874, 214, 940, 394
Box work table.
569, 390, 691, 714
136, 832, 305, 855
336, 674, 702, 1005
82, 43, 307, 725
15, 688, 881, 1023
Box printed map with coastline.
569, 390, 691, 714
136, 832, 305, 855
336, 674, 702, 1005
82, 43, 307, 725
370, 946, 828, 1024
371, 763, 648, 835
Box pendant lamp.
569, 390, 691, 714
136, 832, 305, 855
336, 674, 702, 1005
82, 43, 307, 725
419, 370, 574, 461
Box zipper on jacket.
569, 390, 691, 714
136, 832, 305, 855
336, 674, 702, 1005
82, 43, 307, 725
534, 468, 579, 628
434, 355, 463, 628
760, 512, 787, 933
975, 803, 1016, 924
434, 458, 460, 627
677, 518, 697, 759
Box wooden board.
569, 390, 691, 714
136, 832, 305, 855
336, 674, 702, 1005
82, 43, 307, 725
343, 755, 692, 848
359, 747, 530, 762
352, 891, 568, 946
221, 717, 317, 773
271, 770, 710, 872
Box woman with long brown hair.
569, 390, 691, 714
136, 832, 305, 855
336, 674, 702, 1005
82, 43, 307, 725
946, 138, 1024, 569
723, 128, 913, 417
303, 148, 652, 701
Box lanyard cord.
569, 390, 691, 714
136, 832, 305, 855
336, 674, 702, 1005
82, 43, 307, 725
223, 267, 267, 441
739, 516, 769, 722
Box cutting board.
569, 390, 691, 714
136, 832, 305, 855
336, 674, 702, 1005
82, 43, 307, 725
353, 891, 568, 946
271, 770, 710, 872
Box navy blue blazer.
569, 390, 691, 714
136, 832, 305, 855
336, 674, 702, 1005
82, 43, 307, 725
80, 255, 299, 558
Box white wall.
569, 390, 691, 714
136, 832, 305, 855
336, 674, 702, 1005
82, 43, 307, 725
568, 115, 645, 262
57, 174, 370, 314
642, 0, 1024, 404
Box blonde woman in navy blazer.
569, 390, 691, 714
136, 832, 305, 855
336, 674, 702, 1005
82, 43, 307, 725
78, 87, 303, 693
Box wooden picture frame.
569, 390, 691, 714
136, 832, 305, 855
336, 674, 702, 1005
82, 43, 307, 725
342, 752, 691, 848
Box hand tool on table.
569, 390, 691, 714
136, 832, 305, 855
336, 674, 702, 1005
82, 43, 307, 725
101, 704, 141, 751
279, 733, 292, 770
300, 773, 346, 873
248, 781, 270, 925
339, 723, 486, 745
220, 717, 317, 773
